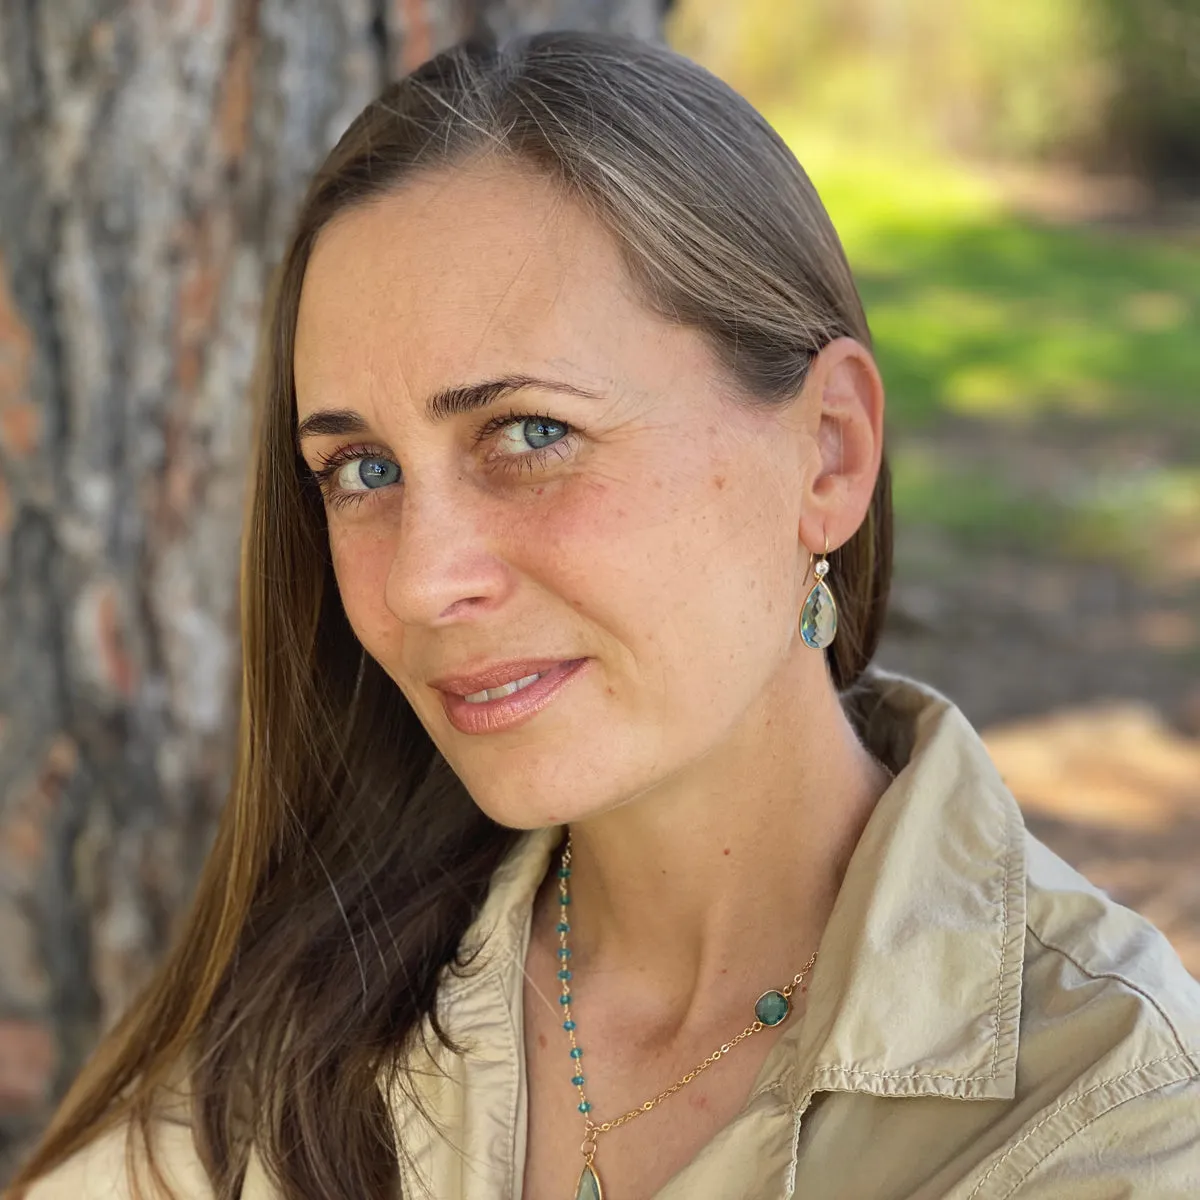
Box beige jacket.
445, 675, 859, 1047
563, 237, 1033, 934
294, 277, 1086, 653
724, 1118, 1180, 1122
23, 669, 1200, 1199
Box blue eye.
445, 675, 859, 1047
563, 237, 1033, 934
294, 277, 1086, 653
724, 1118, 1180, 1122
339, 457, 400, 492
352, 458, 400, 488
515, 416, 568, 451
482, 411, 576, 476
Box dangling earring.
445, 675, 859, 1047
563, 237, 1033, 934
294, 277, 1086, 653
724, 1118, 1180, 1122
800, 532, 838, 650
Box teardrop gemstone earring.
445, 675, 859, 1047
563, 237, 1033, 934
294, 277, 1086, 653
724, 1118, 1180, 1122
800, 532, 838, 650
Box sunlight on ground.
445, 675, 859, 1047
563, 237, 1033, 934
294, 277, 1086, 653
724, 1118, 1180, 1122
984, 704, 1200, 831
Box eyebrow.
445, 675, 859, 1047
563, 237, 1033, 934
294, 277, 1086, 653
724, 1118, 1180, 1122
294, 374, 604, 454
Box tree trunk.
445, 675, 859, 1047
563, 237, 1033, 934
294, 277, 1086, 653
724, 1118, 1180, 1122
0, 0, 661, 1173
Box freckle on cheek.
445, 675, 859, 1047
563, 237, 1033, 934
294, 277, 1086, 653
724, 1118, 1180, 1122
712, 475, 726, 490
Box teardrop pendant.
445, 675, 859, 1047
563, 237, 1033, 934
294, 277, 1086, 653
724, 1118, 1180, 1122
575, 1161, 604, 1200
800, 579, 838, 649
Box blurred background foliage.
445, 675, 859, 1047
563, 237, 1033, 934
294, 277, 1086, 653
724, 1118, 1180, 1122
669, 0, 1200, 574
670, 0, 1200, 181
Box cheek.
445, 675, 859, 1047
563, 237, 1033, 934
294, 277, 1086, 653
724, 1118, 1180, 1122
524, 471, 694, 610
329, 525, 396, 646
538, 457, 789, 648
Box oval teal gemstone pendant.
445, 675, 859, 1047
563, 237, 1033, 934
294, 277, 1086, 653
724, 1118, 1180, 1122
799, 580, 837, 650
755, 989, 790, 1026
575, 1162, 603, 1200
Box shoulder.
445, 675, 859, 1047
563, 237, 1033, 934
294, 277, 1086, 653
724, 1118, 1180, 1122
975, 830, 1200, 1198
1021, 828, 1200, 1056
17, 1117, 214, 1200
17, 1117, 277, 1200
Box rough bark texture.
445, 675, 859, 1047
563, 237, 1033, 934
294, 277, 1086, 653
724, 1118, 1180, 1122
0, 0, 661, 1174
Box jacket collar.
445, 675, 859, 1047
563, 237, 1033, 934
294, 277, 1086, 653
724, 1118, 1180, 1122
443, 667, 1026, 1105
769, 667, 1026, 1104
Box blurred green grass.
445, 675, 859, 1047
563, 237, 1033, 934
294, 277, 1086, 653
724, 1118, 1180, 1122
776, 128, 1200, 568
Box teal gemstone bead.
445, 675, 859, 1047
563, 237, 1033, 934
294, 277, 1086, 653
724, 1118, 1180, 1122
571, 1074, 585, 1086
561, 894, 571, 905
576, 1165, 601, 1200
570, 1047, 583, 1059
578, 1101, 592, 1113
558, 867, 572, 879
557, 969, 572, 980
563, 1020, 576, 1031
559, 994, 572, 1005
755, 989, 791, 1026
558, 947, 572, 959
800, 579, 838, 650
556, 922, 570, 933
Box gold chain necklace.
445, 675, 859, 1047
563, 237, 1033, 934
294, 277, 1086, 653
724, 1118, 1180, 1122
554, 837, 819, 1200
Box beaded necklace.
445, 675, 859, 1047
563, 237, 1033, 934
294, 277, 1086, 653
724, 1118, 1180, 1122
551, 751, 897, 1198
553, 838, 819, 1200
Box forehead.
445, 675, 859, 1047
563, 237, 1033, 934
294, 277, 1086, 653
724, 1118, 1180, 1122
294, 160, 646, 405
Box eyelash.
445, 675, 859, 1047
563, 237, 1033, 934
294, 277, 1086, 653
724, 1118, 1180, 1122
307, 410, 577, 512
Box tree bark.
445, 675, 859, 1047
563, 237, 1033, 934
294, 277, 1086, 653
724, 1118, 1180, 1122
0, 0, 660, 1173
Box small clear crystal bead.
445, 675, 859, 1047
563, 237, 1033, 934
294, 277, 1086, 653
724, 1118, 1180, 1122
814, 559, 829, 578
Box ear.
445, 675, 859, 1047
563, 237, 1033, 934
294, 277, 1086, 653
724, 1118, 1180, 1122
797, 337, 886, 556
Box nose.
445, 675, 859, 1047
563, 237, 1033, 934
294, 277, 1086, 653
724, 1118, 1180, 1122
382, 476, 514, 627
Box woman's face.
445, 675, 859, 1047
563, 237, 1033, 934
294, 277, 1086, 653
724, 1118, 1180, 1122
294, 159, 824, 830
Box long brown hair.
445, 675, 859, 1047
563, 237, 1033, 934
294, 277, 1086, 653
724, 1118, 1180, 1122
12, 28, 892, 1200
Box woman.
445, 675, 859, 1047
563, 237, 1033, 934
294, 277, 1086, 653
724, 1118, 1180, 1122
12, 29, 1200, 1200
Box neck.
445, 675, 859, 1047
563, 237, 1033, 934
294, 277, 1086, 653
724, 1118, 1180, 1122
533, 658, 894, 1037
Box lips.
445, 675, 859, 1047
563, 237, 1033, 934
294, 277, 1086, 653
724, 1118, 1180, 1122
429, 658, 582, 697
437, 658, 591, 735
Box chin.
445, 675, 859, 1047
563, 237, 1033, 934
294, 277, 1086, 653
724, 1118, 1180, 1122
458, 775, 612, 832
468, 796, 569, 832
441, 730, 656, 832
469, 779, 645, 833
